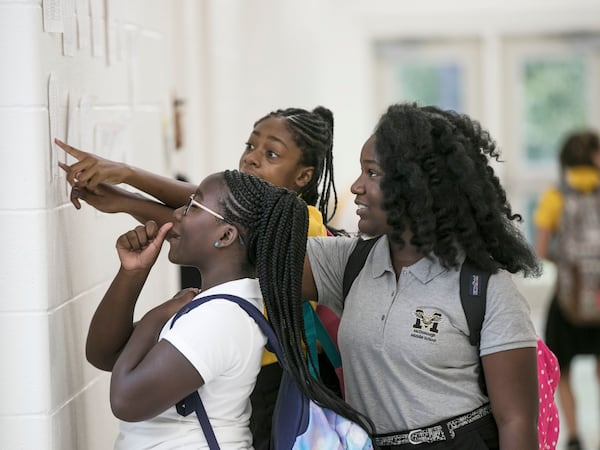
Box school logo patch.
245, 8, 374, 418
411, 308, 443, 342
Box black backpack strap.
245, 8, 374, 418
459, 259, 491, 346
459, 259, 491, 395
342, 236, 381, 300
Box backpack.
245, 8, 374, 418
343, 237, 560, 450
556, 185, 600, 324
170, 293, 373, 450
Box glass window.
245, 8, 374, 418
522, 57, 588, 163
504, 34, 600, 245
374, 39, 481, 117
393, 62, 462, 111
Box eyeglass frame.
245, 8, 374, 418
183, 194, 245, 245
183, 194, 227, 220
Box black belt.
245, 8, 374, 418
374, 403, 493, 446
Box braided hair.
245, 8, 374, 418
374, 103, 540, 277
254, 106, 338, 224
219, 169, 373, 435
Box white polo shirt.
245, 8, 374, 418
115, 278, 265, 450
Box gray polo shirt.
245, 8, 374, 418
307, 235, 537, 433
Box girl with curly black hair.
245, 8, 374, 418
303, 103, 542, 449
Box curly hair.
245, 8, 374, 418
218, 170, 373, 435
255, 106, 338, 224
374, 103, 540, 277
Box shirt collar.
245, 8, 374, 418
369, 235, 447, 284
197, 278, 262, 307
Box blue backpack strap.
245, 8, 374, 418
170, 293, 281, 355
302, 302, 320, 379
342, 236, 381, 300
170, 293, 282, 450
302, 302, 342, 380
459, 259, 491, 394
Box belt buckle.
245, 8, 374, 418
408, 429, 425, 445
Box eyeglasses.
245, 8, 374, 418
183, 194, 226, 220
183, 194, 246, 246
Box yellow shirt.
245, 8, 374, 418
534, 166, 600, 231
261, 205, 327, 366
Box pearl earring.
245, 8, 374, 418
213, 241, 220, 248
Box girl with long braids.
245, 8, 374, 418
90, 170, 370, 449
302, 103, 542, 449
57, 106, 342, 449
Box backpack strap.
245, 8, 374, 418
343, 242, 490, 346
459, 259, 491, 346
343, 242, 490, 347
302, 302, 342, 379
170, 293, 281, 355
459, 259, 491, 395
170, 293, 282, 450
342, 236, 381, 300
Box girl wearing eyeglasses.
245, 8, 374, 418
95, 170, 371, 449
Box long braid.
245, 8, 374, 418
221, 170, 374, 436
254, 106, 339, 224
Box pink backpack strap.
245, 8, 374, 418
536, 337, 560, 450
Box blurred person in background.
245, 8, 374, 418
534, 129, 600, 450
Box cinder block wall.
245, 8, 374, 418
0, 1, 181, 448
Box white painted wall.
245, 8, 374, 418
0, 1, 185, 448
1, 0, 599, 448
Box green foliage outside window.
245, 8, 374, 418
523, 58, 588, 162
395, 63, 462, 112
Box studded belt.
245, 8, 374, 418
374, 403, 493, 446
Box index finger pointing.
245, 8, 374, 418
54, 138, 86, 160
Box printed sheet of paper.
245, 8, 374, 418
90, 0, 105, 58
78, 95, 96, 160
106, 18, 118, 65
62, 0, 76, 56
94, 122, 125, 159
62, 92, 80, 196
43, 0, 64, 33
76, 0, 91, 50
66, 92, 80, 148
48, 72, 61, 181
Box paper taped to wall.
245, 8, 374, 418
43, 0, 64, 33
